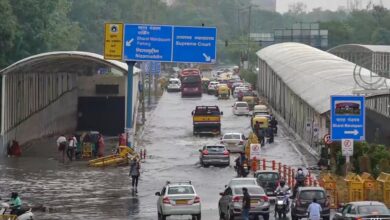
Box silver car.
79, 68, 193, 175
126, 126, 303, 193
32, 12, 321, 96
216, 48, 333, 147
221, 133, 246, 153
199, 145, 230, 167
218, 184, 270, 220
155, 181, 201, 220
227, 177, 258, 188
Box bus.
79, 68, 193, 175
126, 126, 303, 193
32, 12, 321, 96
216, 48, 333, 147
179, 68, 202, 97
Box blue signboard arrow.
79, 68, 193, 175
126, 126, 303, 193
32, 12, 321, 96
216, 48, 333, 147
330, 95, 365, 141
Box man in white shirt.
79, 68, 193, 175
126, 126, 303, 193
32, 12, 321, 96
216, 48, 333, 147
67, 135, 77, 161
307, 198, 322, 220
56, 135, 67, 163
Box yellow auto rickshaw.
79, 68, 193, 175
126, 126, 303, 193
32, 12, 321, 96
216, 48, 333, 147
217, 84, 230, 99
251, 115, 269, 130
243, 96, 258, 110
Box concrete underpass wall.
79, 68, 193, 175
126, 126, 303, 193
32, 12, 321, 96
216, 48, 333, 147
2, 89, 78, 152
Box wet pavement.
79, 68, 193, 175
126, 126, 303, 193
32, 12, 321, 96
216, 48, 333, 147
0, 90, 317, 220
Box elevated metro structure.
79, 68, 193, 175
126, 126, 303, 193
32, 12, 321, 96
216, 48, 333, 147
256, 43, 390, 151
0, 51, 140, 155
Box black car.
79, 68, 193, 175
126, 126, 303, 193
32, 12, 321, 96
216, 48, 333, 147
254, 171, 281, 196
333, 201, 390, 220
290, 187, 330, 220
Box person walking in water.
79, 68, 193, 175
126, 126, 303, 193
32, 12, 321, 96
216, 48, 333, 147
56, 135, 67, 163
67, 135, 77, 161
307, 198, 322, 220
129, 157, 141, 192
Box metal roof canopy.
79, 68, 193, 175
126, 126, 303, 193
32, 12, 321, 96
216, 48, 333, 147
0, 51, 139, 75
256, 42, 390, 114
329, 44, 390, 53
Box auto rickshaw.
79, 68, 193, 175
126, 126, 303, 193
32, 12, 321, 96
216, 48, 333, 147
243, 96, 257, 110
253, 104, 269, 115
251, 116, 269, 146
217, 84, 230, 99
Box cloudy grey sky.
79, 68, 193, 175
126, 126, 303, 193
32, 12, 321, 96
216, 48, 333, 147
276, 0, 390, 12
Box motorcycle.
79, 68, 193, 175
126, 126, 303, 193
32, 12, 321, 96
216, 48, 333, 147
274, 190, 290, 219
234, 162, 249, 177
0, 201, 34, 220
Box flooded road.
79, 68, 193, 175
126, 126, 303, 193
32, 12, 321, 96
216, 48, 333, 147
0, 91, 315, 220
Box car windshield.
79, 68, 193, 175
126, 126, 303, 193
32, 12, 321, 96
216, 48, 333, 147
182, 75, 201, 83
234, 187, 265, 195
194, 107, 220, 115
299, 190, 326, 200
236, 103, 248, 107
168, 186, 194, 195
229, 179, 257, 186
169, 80, 179, 84
358, 205, 390, 215
256, 173, 280, 181
206, 146, 225, 152
223, 134, 241, 139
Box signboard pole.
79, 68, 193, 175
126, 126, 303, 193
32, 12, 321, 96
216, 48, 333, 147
141, 71, 146, 124
341, 139, 354, 175
148, 69, 151, 105
126, 61, 136, 148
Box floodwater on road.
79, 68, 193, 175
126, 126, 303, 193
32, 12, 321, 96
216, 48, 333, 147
0, 91, 311, 220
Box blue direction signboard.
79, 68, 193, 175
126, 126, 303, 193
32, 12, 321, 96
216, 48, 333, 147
123, 24, 216, 63
173, 26, 216, 63
123, 25, 173, 62
330, 95, 365, 141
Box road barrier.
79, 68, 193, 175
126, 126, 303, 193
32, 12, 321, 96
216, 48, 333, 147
377, 172, 390, 207
320, 173, 338, 209
344, 173, 364, 202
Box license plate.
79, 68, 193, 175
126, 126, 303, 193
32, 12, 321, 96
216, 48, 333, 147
250, 200, 259, 205
175, 200, 188, 205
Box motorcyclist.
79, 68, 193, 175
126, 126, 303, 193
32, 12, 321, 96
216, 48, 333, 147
10, 192, 22, 215
275, 180, 290, 206
269, 116, 278, 134
292, 168, 306, 198
235, 152, 247, 177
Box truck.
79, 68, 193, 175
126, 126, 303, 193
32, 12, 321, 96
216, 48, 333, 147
191, 106, 223, 135
180, 68, 202, 97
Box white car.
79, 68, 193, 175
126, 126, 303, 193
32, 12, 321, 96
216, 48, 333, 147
227, 177, 258, 188
221, 132, 247, 152
232, 101, 250, 115
207, 81, 219, 94
167, 78, 181, 92
156, 181, 201, 220
233, 86, 248, 98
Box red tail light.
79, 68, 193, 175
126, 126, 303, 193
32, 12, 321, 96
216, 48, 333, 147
202, 150, 209, 155
261, 196, 269, 202
239, 141, 244, 145
194, 196, 201, 203
223, 150, 229, 155
163, 197, 170, 204
232, 196, 241, 202
355, 218, 362, 220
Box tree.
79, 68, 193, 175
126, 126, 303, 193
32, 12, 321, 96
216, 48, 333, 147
0, 0, 17, 68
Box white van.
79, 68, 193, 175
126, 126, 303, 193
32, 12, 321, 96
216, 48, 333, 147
167, 78, 181, 92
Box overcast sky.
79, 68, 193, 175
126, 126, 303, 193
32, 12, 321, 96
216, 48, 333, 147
276, 0, 390, 13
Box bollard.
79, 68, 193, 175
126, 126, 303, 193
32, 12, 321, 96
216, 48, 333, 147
252, 157, 258, 172
283, 165, 287, 179
278, 162, 282, 173
287, 167, 292, 186
272, 160, 276, 170
291, 169, 295, 186
262, 159, 266, 170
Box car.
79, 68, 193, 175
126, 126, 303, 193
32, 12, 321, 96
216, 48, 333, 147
207, 81, 219, 94
167, 78, 181, 92
232, 101, 250, 116
227, 177, 258, 188
155, 181, 201, 220
221, 132, 246, 152
233, 86, 248, 98
290, 187, 330, 220
218, 184, 270, 220
254, 170, 281, 197
333, 201, 390, 220
199, 145, 230, 167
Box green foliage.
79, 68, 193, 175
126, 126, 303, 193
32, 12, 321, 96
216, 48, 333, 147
0, 0, 17, 67
240, 69, 257, 89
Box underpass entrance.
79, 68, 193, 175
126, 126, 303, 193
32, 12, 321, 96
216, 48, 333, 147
77, 96, 125, 136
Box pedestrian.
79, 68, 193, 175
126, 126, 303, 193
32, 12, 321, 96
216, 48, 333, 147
97, 134, 105, 157
242, 187, 251, 220
267, 126, 274, 143
129, 157, 141, 192
56, 135, 67, 163
8, 140, 22, 157
307, 198, 322, 220
10, 192, 22, 216
259, 129, 266, 146
270, 116, 278, 134
67, 135, 77, 161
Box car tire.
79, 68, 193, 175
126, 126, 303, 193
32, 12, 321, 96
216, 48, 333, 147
262, 213, 269, 220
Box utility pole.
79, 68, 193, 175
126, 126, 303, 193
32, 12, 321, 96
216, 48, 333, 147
141, 70, 145, 124
247, 5, 252, 70
148, 71, 151, 105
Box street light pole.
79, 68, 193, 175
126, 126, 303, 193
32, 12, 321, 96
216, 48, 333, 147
247, 5, 252, 70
